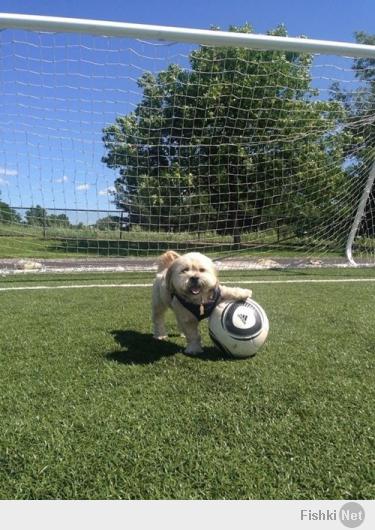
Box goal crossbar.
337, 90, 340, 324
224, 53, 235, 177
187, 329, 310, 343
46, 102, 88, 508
1, 13, 375, 59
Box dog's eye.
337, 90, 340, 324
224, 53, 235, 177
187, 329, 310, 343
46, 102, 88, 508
199, 268, 206, 273
180, 267, 189, 274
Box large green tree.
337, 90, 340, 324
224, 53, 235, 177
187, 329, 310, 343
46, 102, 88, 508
102, 24, 350, 246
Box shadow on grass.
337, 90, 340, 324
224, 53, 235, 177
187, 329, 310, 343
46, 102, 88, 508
107, 329, 232, 364
107, 330, 180, 364
192, 347, 238, 362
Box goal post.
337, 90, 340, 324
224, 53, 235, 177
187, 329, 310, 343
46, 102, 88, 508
1, 13, 375, 57
0, 13, 374, 266
346, 159, 375, 265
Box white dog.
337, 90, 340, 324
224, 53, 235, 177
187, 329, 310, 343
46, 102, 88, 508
152, 251, 252, 355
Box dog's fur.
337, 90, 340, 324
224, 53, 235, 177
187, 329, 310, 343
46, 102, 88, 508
152, 251, 252, 354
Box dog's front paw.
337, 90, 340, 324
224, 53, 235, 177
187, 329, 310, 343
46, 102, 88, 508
184, 342, 203, 355
235, 288, 252, 300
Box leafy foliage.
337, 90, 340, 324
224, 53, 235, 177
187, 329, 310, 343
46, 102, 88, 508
0, 193, 21, 224
102, 24, 352, 245
24, 207, 71, 228
24, 205, 49, 226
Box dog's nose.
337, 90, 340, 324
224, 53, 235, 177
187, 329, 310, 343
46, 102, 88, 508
189, 276, 200, 284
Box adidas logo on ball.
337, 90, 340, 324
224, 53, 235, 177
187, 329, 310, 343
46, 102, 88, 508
238, 313, 248, 325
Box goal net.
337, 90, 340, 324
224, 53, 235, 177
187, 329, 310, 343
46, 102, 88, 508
0, 15, 374, 266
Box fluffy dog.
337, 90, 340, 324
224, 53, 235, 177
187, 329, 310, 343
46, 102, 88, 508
152, 251, 252, 354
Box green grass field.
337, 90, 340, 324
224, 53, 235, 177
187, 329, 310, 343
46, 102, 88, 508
0, 268, 374, 499
0, 223, 347, 259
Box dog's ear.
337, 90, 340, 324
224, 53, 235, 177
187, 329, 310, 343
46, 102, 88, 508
208, 260, 219, 288
165, 259, 179, 295
157, 250, 180, 272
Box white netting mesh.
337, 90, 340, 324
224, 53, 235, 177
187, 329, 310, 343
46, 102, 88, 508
0, 26, 374, 265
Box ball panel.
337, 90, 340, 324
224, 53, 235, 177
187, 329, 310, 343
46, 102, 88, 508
208, 329, 233, 356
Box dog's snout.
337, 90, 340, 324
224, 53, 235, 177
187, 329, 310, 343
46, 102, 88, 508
189, 275, 200, 284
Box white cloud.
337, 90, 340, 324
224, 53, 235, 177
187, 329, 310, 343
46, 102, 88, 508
0, 167, 18, 177
76, 183, 90, 191
98, 186, 115, 196
56, 175, 69, 184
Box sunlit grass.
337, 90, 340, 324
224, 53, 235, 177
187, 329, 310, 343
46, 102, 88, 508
0, 269, 374, 499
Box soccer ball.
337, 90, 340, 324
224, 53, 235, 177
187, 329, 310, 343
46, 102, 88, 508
209, 298, 269, 358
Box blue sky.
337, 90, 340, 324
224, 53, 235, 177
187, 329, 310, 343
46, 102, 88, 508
0, 0, 374, 223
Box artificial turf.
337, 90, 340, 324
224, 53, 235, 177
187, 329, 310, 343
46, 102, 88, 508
0, 269, 374, 499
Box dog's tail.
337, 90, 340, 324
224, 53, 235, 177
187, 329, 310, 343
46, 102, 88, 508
157, 250, 180, 272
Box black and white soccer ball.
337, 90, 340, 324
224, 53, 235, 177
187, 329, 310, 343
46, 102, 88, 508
209, 298, 269, 358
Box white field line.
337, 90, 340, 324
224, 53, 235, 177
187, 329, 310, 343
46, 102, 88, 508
0, 278, 375, 292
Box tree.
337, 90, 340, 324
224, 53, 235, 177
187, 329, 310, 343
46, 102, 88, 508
48, 214, 71, 228
0, 193, 22, 224
95, 215, 121, 231
25, 205, 48, 227
103, 24, 350, 246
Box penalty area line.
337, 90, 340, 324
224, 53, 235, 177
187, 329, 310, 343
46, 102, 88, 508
0, 278, 375, 292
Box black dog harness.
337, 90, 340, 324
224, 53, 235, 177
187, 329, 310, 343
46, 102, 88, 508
173, 287, 221, 321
